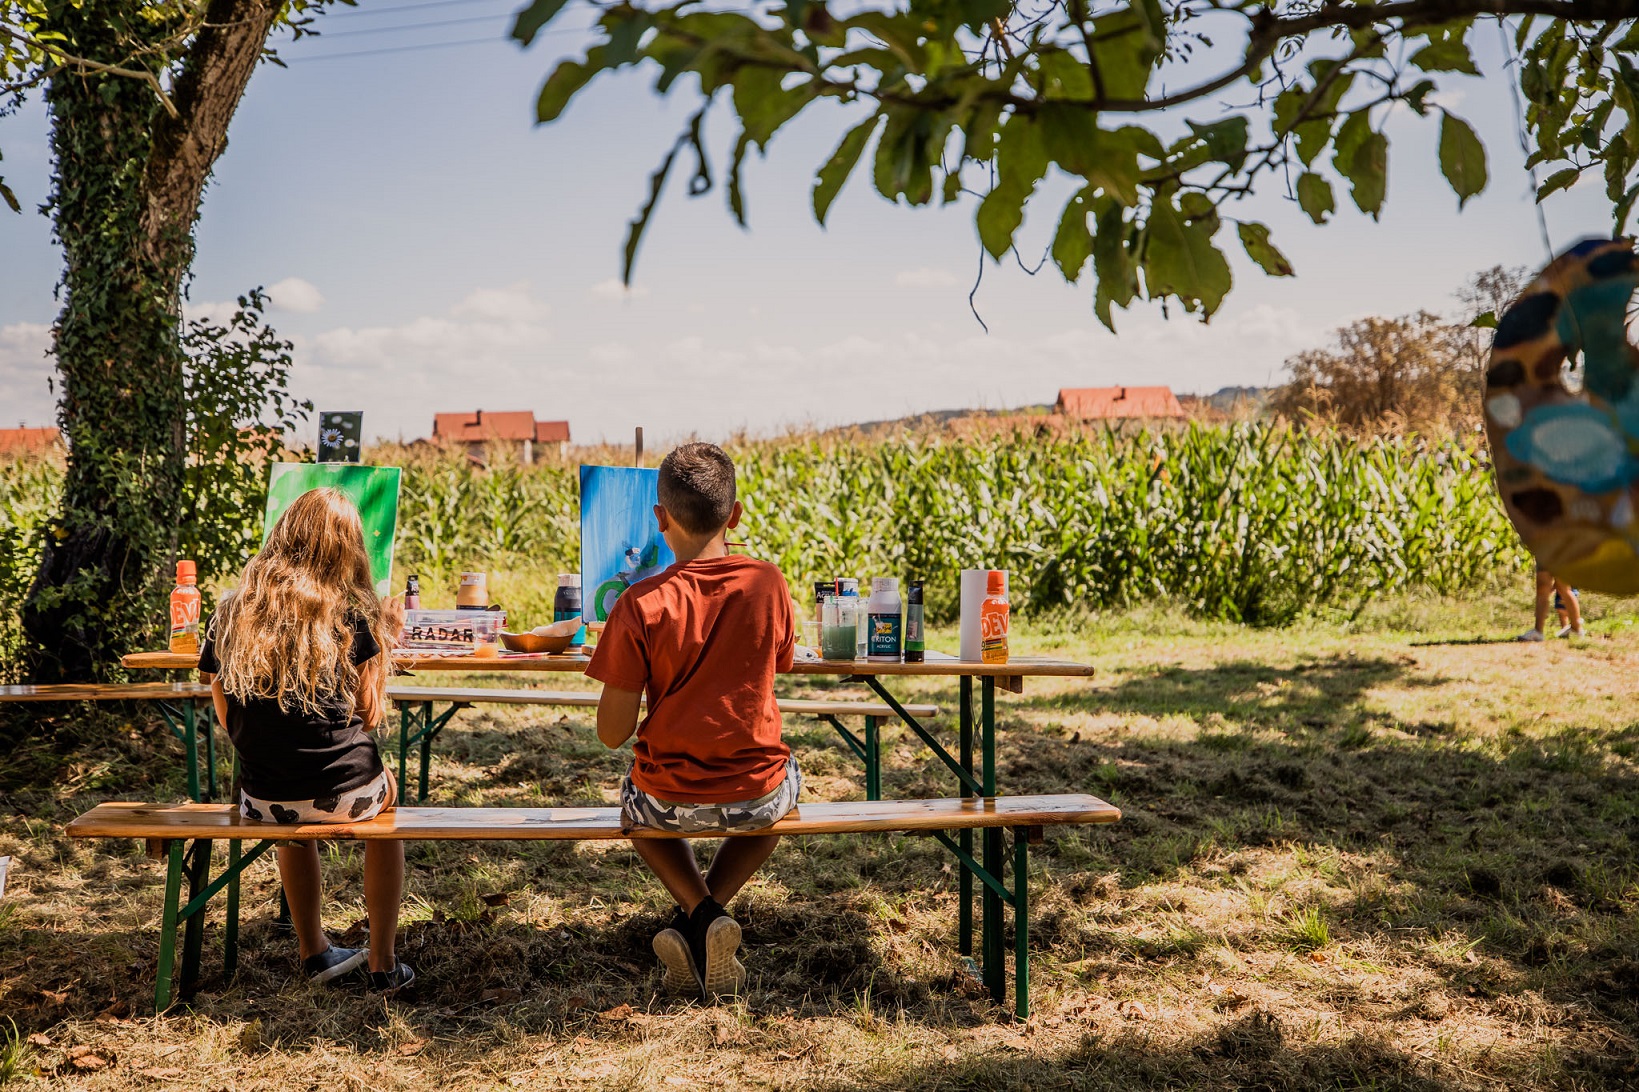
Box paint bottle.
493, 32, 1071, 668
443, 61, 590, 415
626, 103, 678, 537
457, 571, 488, 611
813, 580, 837, 627
169, 560, 201, 655
980, 570, 1009, 665
403, 575, 421, 611
904, 580, 925, 663
867, 577, 903, 661
554, 574, 586, 650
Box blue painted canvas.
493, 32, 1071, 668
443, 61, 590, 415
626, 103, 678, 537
579, 465, 675, 622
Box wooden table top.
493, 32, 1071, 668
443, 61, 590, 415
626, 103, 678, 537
122, 649, 1094, 680
0, 682, 212, 702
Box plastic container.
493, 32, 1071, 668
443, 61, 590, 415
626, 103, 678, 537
821, 596, 858, 660
471, 613, 502, 656
979, 570, 1009, 665
867, 577, 903, 662
904, 580, 925, 663
553, 574, 586, 649
457, 571, 488, 611
404, 575, 421, 610
169, 560, 201, 655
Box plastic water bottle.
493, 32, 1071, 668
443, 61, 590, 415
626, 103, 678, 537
169, 561, 201, 655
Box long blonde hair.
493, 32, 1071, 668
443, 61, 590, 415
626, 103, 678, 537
213, 488, 389, 716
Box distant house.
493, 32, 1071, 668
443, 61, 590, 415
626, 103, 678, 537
0, 427, 62, 457
431, 410, 571, 463
1056, 386, 1185, 421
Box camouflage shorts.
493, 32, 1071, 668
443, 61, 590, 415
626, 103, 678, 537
621, 756, 801, 834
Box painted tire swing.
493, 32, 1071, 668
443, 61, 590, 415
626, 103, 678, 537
1484, 237, 1639, 595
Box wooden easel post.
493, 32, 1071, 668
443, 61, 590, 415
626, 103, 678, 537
634, 426, 644, 468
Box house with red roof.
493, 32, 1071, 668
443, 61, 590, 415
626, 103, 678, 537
431, 411, 571, 463
1055, 386, 1185, 421
0, 427, 62, 457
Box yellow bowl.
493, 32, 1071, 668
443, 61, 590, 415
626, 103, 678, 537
499, 630, 575, 654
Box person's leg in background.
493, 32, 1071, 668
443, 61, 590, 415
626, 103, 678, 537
1520, 566, 1553, 641
1556, 579, 1585, 637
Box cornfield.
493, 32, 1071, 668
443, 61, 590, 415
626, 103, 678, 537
0, 425, 1526, 658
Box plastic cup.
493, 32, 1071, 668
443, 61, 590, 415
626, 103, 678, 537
800, 620, 821, 650
471, 613, 501, 656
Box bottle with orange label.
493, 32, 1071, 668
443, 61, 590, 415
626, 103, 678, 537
169, 560, 202, 654
979, 570, 1009, 665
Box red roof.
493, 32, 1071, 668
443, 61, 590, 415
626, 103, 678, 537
0, 427, 61, 455
535, 420, 570, 444
1056, 386, 1185, 420
432, 411, 539, 443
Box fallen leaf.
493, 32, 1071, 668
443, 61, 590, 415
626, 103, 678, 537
96, 1000, 132, 1022
139, 1068, 186, 1080
27, 1034, 50, 1047
481, 988, 523, 1004
1308, 950, 1327, 963
70, 1053, 108, 1071
481, 892, 511, 908
396, 1039, 427, 1056
39, 989, 67, 1005
564, 994, 591, 1010
1118, 1000, 1149, 1019
67, 1046, 96, 1059
599, 1004, 633, 1021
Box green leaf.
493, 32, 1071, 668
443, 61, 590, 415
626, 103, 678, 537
1187, 117, 1248, 165
1142, 201, 1231, 316
1410, 38, 1479, 75
536, 50, 605, 123
1470, 310, 1499, 329
997, 114, 1049, 192
734, 66, 811, 147
1437, 111, 1486, 208
1296, 172, 1335, 224
812, 112, 878, 222
1294, 118, 1334, 166
1089, 8, 1159, 100
727, 132, 752, 226
1039, 50, 1095, 101
1535, 167, 1580, 203
977, 180, 1031, 259
1039, 107, 1141, 204
512, 0, 573, 45
1092, 198, 1136, 330
957, 0, 1011, 29
1342, 130, 1387, 217
0, 177, 17, 215
1331, 111, 1370, 167
1236, 221, 1294, 277
1052, 189, 1095, 282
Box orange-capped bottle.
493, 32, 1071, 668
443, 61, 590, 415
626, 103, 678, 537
169, 560, 201, 655
979, 570, 1009, 665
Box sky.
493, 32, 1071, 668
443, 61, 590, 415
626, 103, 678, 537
0, 2, 1619, 446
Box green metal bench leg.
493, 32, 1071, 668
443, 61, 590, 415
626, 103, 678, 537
1014, 829, 1031, 1019
182, 702, 201, 804
864, 715, 880, 801
959, 677, 973, 957
418, 701, 434, 803
180, 839, 211, 999
224, 840, 241, 980
155, 840, 184, 1012
397, 702, 413, 805
982, 677, 1004, 1005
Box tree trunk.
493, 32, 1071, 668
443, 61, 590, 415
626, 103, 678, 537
20, 0, 280, 682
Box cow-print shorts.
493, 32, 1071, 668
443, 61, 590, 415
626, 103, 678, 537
621, 756, 801, 834
240, 770, 392, 825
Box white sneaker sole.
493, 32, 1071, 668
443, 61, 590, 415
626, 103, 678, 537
653, 928, 700, 997
309, 948, 369, 985
702, 916, 745, 998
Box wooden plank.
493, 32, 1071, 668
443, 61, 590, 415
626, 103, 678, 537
125, 649, 1094, 680
385, 686, 940, 718
67, 794, 1120, 841
0, 682, 212, 702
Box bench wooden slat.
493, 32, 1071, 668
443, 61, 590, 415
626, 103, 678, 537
0, 683, 212, 702
386, 686, 939, 719
66, 795, 1118, 841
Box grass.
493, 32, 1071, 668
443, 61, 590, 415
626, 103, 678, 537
2, 586, 1639, 1088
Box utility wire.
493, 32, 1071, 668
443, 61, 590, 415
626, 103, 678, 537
314, 13, 515, 38
323, 0, 529, 18
288, 22, 596, 61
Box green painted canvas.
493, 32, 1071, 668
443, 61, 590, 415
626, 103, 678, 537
263, 463, 402, 595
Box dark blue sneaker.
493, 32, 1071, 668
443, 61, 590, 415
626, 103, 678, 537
368, 961, 416, 994
303, 945, 368, 985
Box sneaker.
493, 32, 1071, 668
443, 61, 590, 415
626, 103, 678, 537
1558, 625, 1586, 639
303, 945, 368, 985
1517, 628, 1545, 642
367, 962, 416, 994
653, 916, 701, 998
687, 898, 746, 999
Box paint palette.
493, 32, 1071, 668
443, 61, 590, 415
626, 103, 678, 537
1483, 238, 1639, 594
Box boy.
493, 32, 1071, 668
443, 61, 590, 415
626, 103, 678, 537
588, 442, 799, 1000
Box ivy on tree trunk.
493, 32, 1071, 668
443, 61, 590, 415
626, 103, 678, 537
19, 0, 281, 682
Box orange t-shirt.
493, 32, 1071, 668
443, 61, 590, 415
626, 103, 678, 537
587, 555, 795, 803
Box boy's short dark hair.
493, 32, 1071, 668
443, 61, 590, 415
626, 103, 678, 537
657, 443, 737, 535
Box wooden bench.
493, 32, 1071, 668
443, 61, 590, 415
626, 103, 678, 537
67, 792, 1119, 1018
387, 686, 941, 805
0, 683, 218, 801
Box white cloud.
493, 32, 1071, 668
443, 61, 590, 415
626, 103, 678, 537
589, 278, 650, 300
0, 322, 56, 428
267, 276, 325, 314
451, 282, 549, 322
895, 267, 961, 289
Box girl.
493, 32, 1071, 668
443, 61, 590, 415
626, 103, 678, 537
199, 488, 413, 992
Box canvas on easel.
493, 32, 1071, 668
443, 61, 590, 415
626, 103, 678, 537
263, 463, 401, 595
318, 411, 364, 463
579, 465, 675, 622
